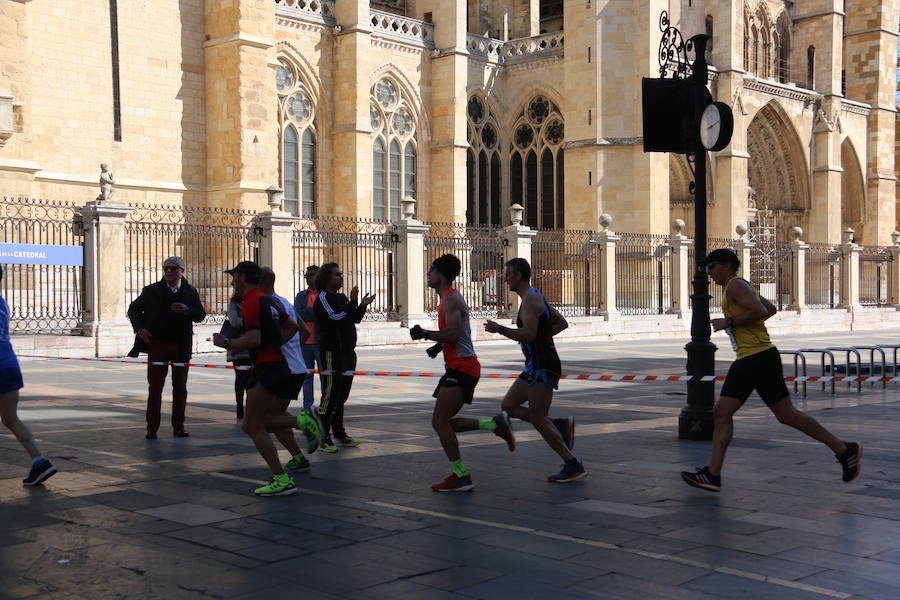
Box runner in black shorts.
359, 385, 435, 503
681, 249, 861, 492
485, 258, 586, 483
411, 254, 515, 492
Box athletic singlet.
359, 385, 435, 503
438, 288, 480, 378
517, 288, 561, 375
722, 276, 775, 360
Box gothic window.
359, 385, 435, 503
466, 96, 502, 226
277, 59, 317, 217
509, 95, 565, 229
371, 77, 417, 221
744, 9, 791, 83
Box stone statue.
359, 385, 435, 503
97, 163, 115, 203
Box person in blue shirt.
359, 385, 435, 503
0, 266, 58, 486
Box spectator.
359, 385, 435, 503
223, 292, 251, 419
293, 264, 322, 411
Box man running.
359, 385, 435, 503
410, 254, 515, 492
213, 261, 322, 496
681, 248, 861, 492
0, 266, 58, 486
485, 258, 586, 483
259, 267, 313, 475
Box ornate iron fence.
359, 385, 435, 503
687, 237, 732, 310
750, 241, 792, 309
292, 217, 398, 321
532, 229, 601, 316
616, 233, 672, 315
422, 223, 506, 319
0, 197, 83, 333
125, 204, 256, 323
860, 246, 892, 306
805, 243, 841, 308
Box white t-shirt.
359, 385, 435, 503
273, 294, 307, 375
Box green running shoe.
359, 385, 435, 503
320, 440, 339, 453
336, 435, 361, 447
296, 410, 324, 454
253, 473, 297, 497
285, 454, 310, 473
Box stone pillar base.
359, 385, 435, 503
80, 319, 136, 357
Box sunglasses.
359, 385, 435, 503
163, 266, 182, 272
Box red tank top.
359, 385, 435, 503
438, 289, 480, 378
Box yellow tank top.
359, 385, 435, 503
722, 277, 774, 359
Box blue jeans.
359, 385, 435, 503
300, 343, 323, 411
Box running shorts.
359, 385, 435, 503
720, 347, 789, 407
0, 366, 23, 394
245, 361, 293, 399
433, 368, 479, 404
285, 373, 306, 401
518, 369, 560, 390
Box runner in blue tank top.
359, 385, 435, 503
0, 266, 59, 486
485, 258, 586, 483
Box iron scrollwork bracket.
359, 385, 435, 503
657, 11, 694, 80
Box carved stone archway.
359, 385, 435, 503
840, 138, 866, 238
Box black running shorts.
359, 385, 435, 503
720, 347, 790, 407
433, 368, 479, 404
285, 373, 306, 401
246, 360, 293, 399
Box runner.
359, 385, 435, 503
212, 261, 323, 496
681, 248, 861, 492
314, 262, 375, 452
259, 267, 313, 475
484, 258, 586, 483
410, 254, 515, 492
0, 266, 58, 486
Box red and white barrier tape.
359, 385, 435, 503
16, 354, 900, 383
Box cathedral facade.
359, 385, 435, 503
1, 0, 897, 245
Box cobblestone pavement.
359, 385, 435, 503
2, 329, 900, 599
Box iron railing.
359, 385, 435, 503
532, 229, 601, 316
292, 217, 398, 321
422, 223, 506, 319
0, 197, 83, 333
805, 243, 841, 309
616, 233, 671, 315
125, 204, 257, 323
687, 238, 732, 310
750, 241, 792, 309
860, 246, 892, 306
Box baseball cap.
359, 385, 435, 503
700, 248, 740, 268
224, 260, 261, 279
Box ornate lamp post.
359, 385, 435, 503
642, 12, 733, 440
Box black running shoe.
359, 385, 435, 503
23, 460, 58, 487
681, 466, 721, 492
553, 417, 575, 450
548, 460, 586, 483
493, 411, 515, 451
837, 442, 862, 482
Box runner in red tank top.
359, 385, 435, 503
410, 254, 515, 492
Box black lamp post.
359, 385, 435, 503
642, 12, 732, 440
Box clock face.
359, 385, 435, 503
700, 104, 721, 150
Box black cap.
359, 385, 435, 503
224, 260, 261, 279
700, 248, 740, 269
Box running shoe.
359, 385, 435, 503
681, 466, 721, 492
296, 410, 324, 454
837, 441, 862, 482
22, 459, 57, 487
284, 454, 310, 473
431, 473, 474, 492
254, 474, 297, 497
336, 435, 361, 447
320, 439, 339, 453
492, 412, 515, 451
553, 417, 575, 450
548, 460, 586, 483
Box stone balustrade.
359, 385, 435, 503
466, 31, 564, 63
274, 0, 336, 24
369, 8, 435, 48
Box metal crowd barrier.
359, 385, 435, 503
852, 346, 887, 389
797, 348, 836, 395
827, 347, 863, 393
778, 350, 807, 397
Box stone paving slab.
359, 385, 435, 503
3, 330, 900, 598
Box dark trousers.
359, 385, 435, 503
233, 358, 252, 410
319, 349, 356, 440
146, 340, 189, 432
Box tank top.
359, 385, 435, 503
722, 277, 775, 360
516, 288, 561, 374
438, 289, 480, 378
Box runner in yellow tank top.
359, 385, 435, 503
681, 248, 861, 493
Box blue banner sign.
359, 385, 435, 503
0, 243, 84, 266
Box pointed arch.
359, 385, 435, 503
503, 83, 566, 131
841, 138, 866, 234
370, 62, 429, 139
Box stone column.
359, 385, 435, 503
429, 0, 469, 222
394, 203, 430, 326
888, 231, 900, 307
732, 228, 754, 281
79, 201, 135, 357
502, 208, 536, 317
839, 227, 861, 308
667, 219, 692, 317
808, 97, 844, 244
255, 207, 298, 296
595, 213, 619, 318
787, 227, 808, 312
